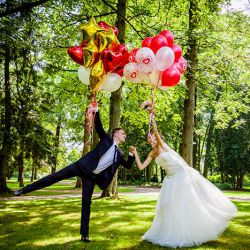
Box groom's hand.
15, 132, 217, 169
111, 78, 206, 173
129, 146, 136, 154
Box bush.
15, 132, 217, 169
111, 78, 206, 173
208, 175, 221, 183
214, 182, 232, 190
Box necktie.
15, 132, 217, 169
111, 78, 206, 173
113, 145, 117, 165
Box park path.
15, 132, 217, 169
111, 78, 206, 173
1, 186, 250, 202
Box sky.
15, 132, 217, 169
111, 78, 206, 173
226, 0, 250, 15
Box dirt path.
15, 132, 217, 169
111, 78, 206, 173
1, 186, 250, 202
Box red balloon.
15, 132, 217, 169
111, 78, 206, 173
160, 30, 174, 47
177, 57, 187, 73
114, 67, 123, 77
80, 38, 90, 47
172, 62, 183, 73
161, 66, 181, 87
150, 35, 168, 54
128, 48, 139, 62
171, 44, 182, 62
67, 46, 84, 65
101, 44, 129, 75
98, 21, 119, 36
142, 37, 153, 48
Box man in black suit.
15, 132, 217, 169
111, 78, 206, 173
14, 108, 135, 242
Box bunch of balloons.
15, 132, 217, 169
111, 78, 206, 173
123, 30, 187, 90
67, 17, 129, 92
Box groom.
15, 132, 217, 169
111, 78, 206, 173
14, 107, 135, 242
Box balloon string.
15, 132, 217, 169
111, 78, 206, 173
85, 92, 97, 147
148, 72, 162, 138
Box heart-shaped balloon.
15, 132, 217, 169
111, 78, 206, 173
98, 21, 119, 36
101, 44, 129, 74
67, 46, 84, 65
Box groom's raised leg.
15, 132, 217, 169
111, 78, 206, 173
18, 162, 81, 195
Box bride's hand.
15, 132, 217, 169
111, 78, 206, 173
129, 146, 137, 154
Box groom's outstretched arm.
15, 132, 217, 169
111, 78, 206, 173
94, 110, 106, 139
120, 154, 135, 169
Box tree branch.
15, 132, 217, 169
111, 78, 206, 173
0, 0, 50, 18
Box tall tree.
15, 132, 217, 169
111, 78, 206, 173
0, 45, 12, 194
181, 0, 199, 167
101, 0, 127, 198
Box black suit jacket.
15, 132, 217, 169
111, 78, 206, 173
77, 111, 134, 190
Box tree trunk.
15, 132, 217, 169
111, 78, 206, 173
101, 0, 127, 198
34, 167, 38, 180
236, 174, 244, 189
203, 92, 220, 177
75, 93, 93, 188
7, 167, 14, 179
118, 167, 126, 182
203, 119, 215, 178
31, 166, 35, 182
196, 135, 201, 172
160, 168, 165, 183
0, 45, 12, 195
181, 0, 198, 167
51, 117, 61, 174
17, 150, 24, 187
146, 163, 152, 182
31, 149, 38, 182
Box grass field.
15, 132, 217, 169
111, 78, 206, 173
1, 194, 249, 250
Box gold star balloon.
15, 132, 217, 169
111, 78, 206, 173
90, 60, 105, 92
82, 38, 99, 67
97, 28, 120, 53
80, 17, 105, 40
71, 17, 121, 92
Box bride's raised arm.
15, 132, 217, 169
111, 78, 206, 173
152, 119, 164, 147
133, 149, 154, 171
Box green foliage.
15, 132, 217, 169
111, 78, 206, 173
213, 111, 250, 188
0, 0, 249, 188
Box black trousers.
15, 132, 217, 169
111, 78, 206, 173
22, 162, 96, 236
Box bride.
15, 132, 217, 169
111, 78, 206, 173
131, 119, 237, 248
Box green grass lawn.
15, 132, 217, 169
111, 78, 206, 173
223, 190, 250, 197
0, 195, 249, 250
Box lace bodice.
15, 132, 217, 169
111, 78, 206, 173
155, 151, 185, 176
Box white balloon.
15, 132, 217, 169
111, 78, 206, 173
149, 69, 161, 85
155, 47, 175, 71
78, 66, 90, 85
100, 73, 122, 92
123, 62, 142, 83
135, 47, 155, 73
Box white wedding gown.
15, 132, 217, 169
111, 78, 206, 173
142, 148, 237, 248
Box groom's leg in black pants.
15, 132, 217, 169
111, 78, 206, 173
80, 175, 95, 237
22, 162, 81, 194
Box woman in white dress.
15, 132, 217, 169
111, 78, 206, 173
131, 120, 237, 248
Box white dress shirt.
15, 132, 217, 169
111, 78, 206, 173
93, 142, 117, 174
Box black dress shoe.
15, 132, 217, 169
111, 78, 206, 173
81, 235, 91, 242
14, 189, 24, 196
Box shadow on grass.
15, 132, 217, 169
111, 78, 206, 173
0, 197, 249, 250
